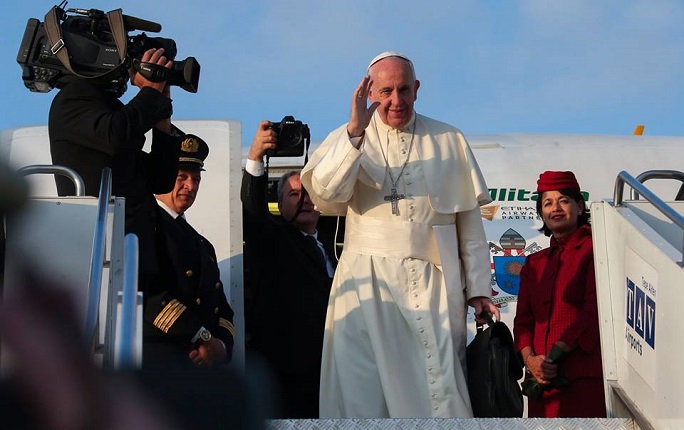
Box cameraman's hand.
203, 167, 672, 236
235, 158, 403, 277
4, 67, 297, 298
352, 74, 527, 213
130, 48, 173, 93
247, 120, 278, 161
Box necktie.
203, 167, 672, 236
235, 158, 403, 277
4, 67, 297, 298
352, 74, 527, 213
176, 215, 191, 229
305, 235, 328, 270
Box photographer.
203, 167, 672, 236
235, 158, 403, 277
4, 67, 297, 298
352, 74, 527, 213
49, 47, 182, 287
241, 120, 334, 418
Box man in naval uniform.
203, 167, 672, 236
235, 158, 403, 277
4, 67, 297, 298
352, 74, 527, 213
144, 134, 235, 367
301, 52, 499, 418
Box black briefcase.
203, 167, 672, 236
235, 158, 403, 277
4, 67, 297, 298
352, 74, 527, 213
466, 316, 524, 417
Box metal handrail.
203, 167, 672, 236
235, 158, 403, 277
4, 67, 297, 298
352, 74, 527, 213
118, 233, 139, 369
614, 170, 684, 266
17, 164, 86, 196
84, 168, 112, 342
630, 170, 684, 201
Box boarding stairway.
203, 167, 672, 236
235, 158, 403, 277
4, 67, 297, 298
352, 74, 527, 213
1, 166, 142, 371
590, 170, 684, 430
268, 170, 684, 430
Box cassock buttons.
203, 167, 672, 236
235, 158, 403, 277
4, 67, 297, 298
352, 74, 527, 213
185, 270, 193, 278
214, 307, 219, 314
196, 298, 201, 305
215, 282, 221, 290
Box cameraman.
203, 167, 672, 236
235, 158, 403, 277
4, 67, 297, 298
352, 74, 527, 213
241, 121, 334, 418
49, 47, 182, 287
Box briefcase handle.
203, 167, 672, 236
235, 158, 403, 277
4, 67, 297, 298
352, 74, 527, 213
475, 314, 497, 333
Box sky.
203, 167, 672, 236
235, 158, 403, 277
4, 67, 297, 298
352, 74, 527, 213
2, 0, 684, 144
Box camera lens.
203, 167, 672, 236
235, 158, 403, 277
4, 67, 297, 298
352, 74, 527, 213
279, 127, 303, 148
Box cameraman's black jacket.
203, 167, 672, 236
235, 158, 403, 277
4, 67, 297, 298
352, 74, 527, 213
49, 79, 181, 279
241, 171, 334, 418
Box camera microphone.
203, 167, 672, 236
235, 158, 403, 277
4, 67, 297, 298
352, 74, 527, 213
123, 15, 162, 33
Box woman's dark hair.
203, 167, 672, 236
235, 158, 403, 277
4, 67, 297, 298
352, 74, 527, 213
536, 188, 590, 237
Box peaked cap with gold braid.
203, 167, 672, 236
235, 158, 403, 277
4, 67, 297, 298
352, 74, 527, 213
179, 134, 209, 171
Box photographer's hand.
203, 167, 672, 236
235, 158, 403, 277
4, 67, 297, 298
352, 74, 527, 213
131, 48, 173, 93
247, 120, 277, 161
347, 75, 380, 142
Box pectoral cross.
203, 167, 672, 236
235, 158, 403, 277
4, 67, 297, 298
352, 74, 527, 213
384, 188, 405, 215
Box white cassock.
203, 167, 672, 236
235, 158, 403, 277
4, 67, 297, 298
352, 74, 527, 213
300, 111, 492, 418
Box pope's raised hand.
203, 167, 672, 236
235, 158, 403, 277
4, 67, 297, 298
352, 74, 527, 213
347, 75, 380, 139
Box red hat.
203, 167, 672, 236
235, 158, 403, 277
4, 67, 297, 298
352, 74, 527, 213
536, 171, 580, 193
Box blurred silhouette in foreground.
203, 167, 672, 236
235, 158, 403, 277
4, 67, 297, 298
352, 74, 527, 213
0, 162, 265, 430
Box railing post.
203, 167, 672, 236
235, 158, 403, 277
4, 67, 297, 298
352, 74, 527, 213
117, 233, 139, 369
84, 168, 112, 343
17, 164, 86, 196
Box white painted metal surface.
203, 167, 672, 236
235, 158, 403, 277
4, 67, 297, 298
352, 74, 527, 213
1, 196, 126, 371
592, 198, 684, 429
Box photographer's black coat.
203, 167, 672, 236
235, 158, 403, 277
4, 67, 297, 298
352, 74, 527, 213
241, 171, 334, 419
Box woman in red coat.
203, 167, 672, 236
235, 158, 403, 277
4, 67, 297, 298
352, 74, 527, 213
513, 171, 606, 418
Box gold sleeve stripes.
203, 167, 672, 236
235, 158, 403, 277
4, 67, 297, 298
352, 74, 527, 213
153, 299, 187, 333
219, 318, 236, 339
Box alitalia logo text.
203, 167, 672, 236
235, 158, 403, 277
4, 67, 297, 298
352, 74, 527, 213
488, 188, 589, 202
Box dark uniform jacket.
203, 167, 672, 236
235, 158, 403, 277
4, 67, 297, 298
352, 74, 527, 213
49, 79, 181, 279
241, 171, 334, 418
143, 205, 235, 364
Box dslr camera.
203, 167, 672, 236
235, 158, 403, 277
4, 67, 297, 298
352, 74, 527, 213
267, 116, 310, 157
16, 4, 200, 95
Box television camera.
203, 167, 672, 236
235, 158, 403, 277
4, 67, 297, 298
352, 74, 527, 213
17, 3, 200, 95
